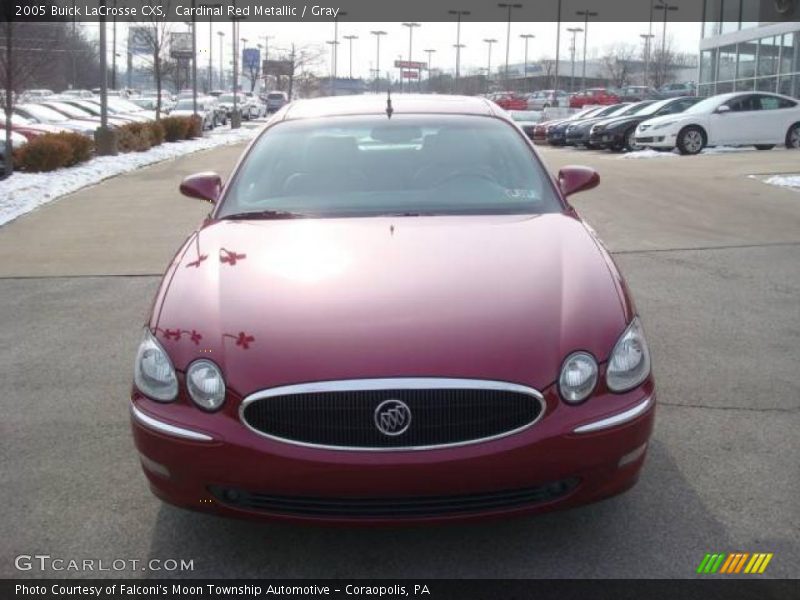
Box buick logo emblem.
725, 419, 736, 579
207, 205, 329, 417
374, 399, 411, 436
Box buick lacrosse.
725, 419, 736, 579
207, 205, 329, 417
130, 95, 655, 523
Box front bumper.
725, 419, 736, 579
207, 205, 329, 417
130, 379, 655, 524
589, 130, 623, 148
634, 132, 675, 148
565, 130, 591, 145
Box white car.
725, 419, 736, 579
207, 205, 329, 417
169, 98, 217, 130
635, 92, 800, 155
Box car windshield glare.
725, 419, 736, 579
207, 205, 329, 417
220, 114, 561, 219
684, 96, 726, 114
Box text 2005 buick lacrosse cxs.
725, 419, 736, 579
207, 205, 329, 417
130, 94, 655, 523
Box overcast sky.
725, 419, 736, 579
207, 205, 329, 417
103, 21, 702, 79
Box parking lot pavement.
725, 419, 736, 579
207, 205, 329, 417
1, 143, 798, 578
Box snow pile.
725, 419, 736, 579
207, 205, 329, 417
761, 174, 800, 190
701, 145, 757, 154
0, 125, 260, 227
619, 149, 678, 159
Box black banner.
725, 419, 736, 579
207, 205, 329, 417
3, 580, 800, 600
3, 0, 800, 22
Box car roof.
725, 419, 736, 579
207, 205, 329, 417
281, 94, 498, 121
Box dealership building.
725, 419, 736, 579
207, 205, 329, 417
699, 2, 800, 98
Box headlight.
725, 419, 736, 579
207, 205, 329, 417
186, 359, 226, 411
134, 330, 178, 401
606, 317, 651, 392
652, 120, 676, 130
559, 352, 598, 404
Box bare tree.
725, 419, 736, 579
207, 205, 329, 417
1, 22, 77, 177
135, 1, 176, 118
270, 43, 325, 100
601, 43, 638, 88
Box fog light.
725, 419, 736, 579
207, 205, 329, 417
139, 453, 170, 478
618, 443, 648, 467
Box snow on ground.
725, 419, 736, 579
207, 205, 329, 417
619, 145, 767, 160
0, 123, 261, 227
758, 174, 800, 190
618, 149, 679, 159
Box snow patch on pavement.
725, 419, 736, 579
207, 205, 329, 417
0, 125, 260, 227
759, 174, 800, 190
618, 149, 678, 159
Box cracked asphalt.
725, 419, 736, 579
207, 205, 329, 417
0, 140, 798, 579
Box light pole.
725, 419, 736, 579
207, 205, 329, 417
576, 9, 598, 91
332, 11, 348, 80
566, 27, 582, 93
402, 22, 420, 93
640, 33, 655, 86
191, 4, 197, 117
654, 2, 679, 87
424, 48, 436, 90
448, 9, 470, 92
217, 31, 225, 89
519, 33, 534, 91
498, 3, 522, 90
343, 34, 358, 79
111, 0, 117, 90
554, 0, 562, 90
326, 40, 338, 94
370, 30, 386, 93
453, 43, 466, 92
483, 38, 497, 91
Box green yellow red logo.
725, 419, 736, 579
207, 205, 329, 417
697, 552, 773, 574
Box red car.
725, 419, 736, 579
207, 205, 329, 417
569, 88, 621, 109
490, 92, 528, 111
131, 94, 655, 524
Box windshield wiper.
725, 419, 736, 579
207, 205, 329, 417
221, 210, 309, 220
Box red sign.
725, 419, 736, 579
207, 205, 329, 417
395, 60, 427, 70
402, 70, 419, 79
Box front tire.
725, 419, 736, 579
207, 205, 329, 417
677, 126, 705, 155
754, 144, 774, 150
624, 128, 642, 152
786, 123, 800, 149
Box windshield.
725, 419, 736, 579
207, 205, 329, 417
684, 95, 725, 114
268, 93, 285, 100
621, 101, 656, 115
221, 115, 562, 219
108, 98, 143, 112
174, 100, 202, 110
596, 104, 628, 117
18, 104, 69, 122
218, 94, 236, 103
45, 102, 94, 119
635, 98, 673, 116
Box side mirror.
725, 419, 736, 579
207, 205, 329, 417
558, 166, 600, 197
715, 104, 731, 114
179, 171, 222, 203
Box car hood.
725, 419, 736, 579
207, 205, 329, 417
154, 214, 630, 396
638, 113, 692, 129
595, 115, 645, 129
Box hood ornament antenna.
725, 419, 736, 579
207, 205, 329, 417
386, 86, 394, 119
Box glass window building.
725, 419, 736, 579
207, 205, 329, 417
700, 1, 799, 98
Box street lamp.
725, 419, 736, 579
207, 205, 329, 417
217, 31, 225, 89
326, 40, 339, 95
483, 38, 497, 91
519, 33, 534, 91
370, 30, 387, 93
332, 11, 348, 80
202, 5, 221, 92
566, 27, 582, 93
424, 48, 436, 89
575, 9, 598, 91
343, 35, 358, 79
448, 9, 470, 91
640, 33, 655, 86
498, 3, 522, 90
654, 2, 679, 86
402, 22, 420, 93
453, 43, 466, 92
554, 0, 562, 91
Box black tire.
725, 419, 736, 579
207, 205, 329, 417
677, 126, 705, 155
624, 127, 642, 152
754, 144, 774, 150
786, 123, 800, 149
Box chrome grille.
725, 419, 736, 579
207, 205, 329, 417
240, 378, 545, 451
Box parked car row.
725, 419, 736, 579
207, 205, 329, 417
523, 91, 800, 155
567, 82, 696, 108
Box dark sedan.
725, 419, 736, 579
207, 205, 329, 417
563, 103, 648, 147
546, 104, 624, 146
130, 94, 655, 524
589, 96, 703, 151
